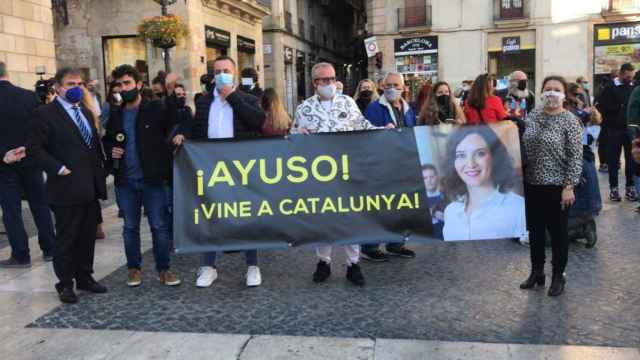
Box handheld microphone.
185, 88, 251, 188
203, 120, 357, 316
113, 131, 127, 171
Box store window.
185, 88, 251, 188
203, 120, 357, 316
205, 26, 230, 74
237, 36, 256, 71
103, 36, 149, 84
394, 36, 438, 102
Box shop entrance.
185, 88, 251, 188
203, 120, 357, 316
489, 49, 536, 91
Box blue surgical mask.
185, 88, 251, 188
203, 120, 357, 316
64, 86, 84, 104
215, 73, 234, 91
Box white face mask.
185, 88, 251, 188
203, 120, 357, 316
112, 93, 122, 103
541, 90, 565, 109
384, 88, 402, 102
317, 84, 337, 99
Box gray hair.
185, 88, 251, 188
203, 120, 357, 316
0, 62, 7, 78
383, 71, 404, 86
311, 62, 334, 80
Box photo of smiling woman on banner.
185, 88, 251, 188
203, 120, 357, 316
415, 122, 526, 241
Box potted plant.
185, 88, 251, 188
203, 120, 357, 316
137, 14, 189, 49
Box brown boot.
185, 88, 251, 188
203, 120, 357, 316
159, 270, 181, 286
127, 269, 142, 287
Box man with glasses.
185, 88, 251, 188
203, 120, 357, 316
361, 71, 417, 261
294, 62, 383, 286
29, 67, 108, 303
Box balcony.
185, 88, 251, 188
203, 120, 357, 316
605, 0, 640, 15
494, 0, 529, 28
397, 4, 432, 31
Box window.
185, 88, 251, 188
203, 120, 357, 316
285, 11, 293, 32
299, 18, 305, 39
399, 0, 431, 29
610, 0, 640, 10
500, 0, 524, 19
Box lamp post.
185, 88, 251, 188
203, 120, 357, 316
152, 0, 178, 72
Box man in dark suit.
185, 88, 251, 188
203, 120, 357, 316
0, 61, 55, 268
28, 67, 108, 303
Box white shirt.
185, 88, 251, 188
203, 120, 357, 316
442, 190, 526, 241
207, 89, 234, 139
293, 94, 377, 134
91, 93, 102, 116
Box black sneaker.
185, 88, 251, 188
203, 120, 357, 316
346, 263, 365, 286
626, 187, 638, 201
610, 189, 622, 202
598, 164, 608, 173
386, 246, 416, 258
312, 261, 331, 283
42, 252, 53, 262
0, 257, 31, 268
361, 249, 389, 262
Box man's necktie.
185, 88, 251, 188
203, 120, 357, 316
72, 106, 93, 147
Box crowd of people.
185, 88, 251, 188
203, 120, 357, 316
1, 56, 639, 305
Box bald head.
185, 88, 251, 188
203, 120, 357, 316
510, 71, 527, 81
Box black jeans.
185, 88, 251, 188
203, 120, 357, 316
597, 127, 608, 166
607, 127, 635, 189
525, 184, 569, 276
0, 166, 55, 262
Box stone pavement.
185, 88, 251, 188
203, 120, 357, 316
1, 176, 639, 359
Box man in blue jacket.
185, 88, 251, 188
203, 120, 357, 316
362, 72, 417, 262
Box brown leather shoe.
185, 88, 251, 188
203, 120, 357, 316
159, 270, 181, 286
127, 269, 142, 287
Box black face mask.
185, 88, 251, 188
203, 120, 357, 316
517, 79, 527, 91
436, 94, 450, 106
154, 92, 165, 98
177, 97, 186, 107
120, 88, 139, 103
360, 90, 373, 99
240, 85, 252, 92
377, 89, 384, 96
205, 82, 214, 93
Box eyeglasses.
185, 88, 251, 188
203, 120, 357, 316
315, 77, 336, 85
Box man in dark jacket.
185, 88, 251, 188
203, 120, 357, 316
178, 56, 265, 288
240, 67, 264, 100
596, 62, 637, 202
28, 67, 108, 303
102, 64, 181, 288
496, 70, 535, 121
0, 61, 55, 268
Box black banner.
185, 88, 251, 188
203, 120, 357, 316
174, 130, 431, 253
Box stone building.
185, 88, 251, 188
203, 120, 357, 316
0, 0, 56, 89
261, 0, 367, 114
366, 0, 640, 99
53, 0, 269, 103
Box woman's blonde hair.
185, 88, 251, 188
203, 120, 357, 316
353, 79, 379, 102
261, 88, 291, 132
81, 85, 101, 132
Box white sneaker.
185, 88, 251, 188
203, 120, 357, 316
519, 231, 530, 247
196, 266, 217, 288
246, 266, 262, 287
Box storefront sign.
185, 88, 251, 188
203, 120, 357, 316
284, 46, 294, 64
595, 22, 640, 46
502, 37, 520, 53
237, 35, 256, 54
394, 36, 438, 56
264, 44, 272, 54
205, 26, 230, 48
364, 36, 379, 58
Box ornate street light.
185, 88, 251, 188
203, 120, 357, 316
152, 0, 179, 71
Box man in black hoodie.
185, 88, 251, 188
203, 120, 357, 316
596, 63, 637, 202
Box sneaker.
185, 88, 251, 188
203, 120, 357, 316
312, 261, 331, 283
626, 187, 638, 201
386, 246, 416, 258
42, 252, 53, 262
346, 263, 365, 286
0, 257, 31, 268
598, 163, 608, 173
610, 188, 622, 202
127, 269, 142, 287
361, 249, 389, 262
159, 270, 181, 286
519, 232, 530, 247
196, 266, 217, 288
246, 266, 262, 287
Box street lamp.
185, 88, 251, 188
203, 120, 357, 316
152, 0, 178, 72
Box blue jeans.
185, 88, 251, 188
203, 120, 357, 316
164, 185, 173, 238
0, 167, 54, 262
115, 179, 171, 272
201, 250, 258, 268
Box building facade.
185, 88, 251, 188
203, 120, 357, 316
0, 0, 56, 89
366, 0, 640, 100
261, 0, 367, 114
53, 0, 269, 103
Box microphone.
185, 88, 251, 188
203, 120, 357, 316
113, 131, 127, 171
